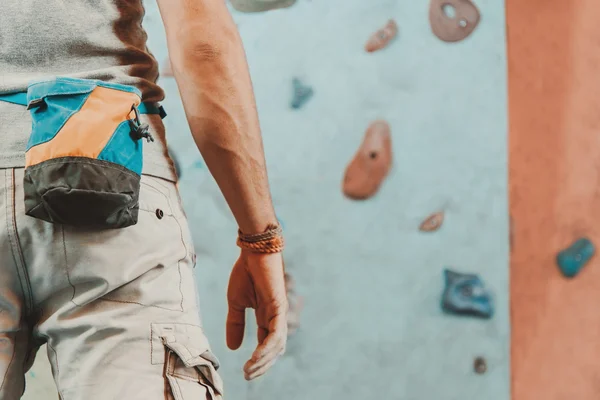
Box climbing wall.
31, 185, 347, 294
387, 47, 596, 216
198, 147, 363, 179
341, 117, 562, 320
145, 0, 510, 399
508, 1, 600, 399
19, 1, 509, 399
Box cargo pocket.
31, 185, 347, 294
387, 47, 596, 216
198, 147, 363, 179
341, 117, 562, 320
152, 323, 224, 400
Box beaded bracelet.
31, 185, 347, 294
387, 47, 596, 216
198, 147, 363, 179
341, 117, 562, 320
237, 223, 285, 253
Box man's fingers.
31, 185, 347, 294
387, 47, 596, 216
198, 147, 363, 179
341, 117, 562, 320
226, 306, 246, 350
243, 332, 285, 377
244, 314, 287, 373
244, 356, 278, 381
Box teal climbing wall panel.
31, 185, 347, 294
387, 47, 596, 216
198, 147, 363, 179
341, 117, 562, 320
143, 0, 509, 398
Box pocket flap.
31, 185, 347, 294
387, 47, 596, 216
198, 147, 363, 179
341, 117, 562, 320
27, 77, 97, 104
151, 323, 224, 395
26, 76, 143, 105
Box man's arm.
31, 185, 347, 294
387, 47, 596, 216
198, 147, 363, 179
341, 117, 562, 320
157, 0, 276, 234
157, 0, 288, 382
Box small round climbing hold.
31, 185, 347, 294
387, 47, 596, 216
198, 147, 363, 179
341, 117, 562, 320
474, 357, 487, 374
156, 209, 164, 219
419, 211, 444, 232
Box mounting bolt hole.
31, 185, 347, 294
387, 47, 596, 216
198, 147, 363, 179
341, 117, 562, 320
442, 4, 456, 18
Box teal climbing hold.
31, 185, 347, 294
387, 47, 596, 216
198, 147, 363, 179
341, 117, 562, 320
290, 78, 313, 110
441, 269, 494, 319
556, 238, 595, 278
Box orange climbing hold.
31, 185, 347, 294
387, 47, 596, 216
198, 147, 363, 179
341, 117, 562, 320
429, 0, 480, 43
365, 19, 398, 53
342, 120, 393, 200
420, 211, 445, 232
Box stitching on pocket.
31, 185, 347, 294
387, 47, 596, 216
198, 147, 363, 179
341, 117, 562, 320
172, 371, 199, 381
139, 180, 172, 214
173, 375, 184, 399
140, 180, 166, 196
4, 170, 28, 313
141, 178, 193, 312
172, 216, 188, 311
145, 176, 187, 218
151, 323, 213, 365
99, 298, 183, 312
61, 225, 79, 307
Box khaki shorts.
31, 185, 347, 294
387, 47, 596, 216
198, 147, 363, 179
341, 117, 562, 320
0, 168, 224, 399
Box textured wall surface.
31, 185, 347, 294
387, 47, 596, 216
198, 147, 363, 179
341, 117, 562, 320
23, 1, 509, 399
508, 1, 600, 399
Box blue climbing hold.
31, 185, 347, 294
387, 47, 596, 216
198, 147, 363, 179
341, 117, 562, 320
441, 269, 494, 319
290, 78, 313, 110
556, 237, 595, 278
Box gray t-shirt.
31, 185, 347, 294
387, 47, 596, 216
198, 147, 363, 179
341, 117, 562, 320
0, 0, 176, 181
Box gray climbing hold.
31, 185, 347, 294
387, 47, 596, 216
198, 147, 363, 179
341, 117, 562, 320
290, 78, 314, 110
441, 269, 494, 319
556, 237, 595, 278
474, 357, 487, 374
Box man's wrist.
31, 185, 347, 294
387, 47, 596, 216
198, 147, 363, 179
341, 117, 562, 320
237, 223, 284, 254
236, 210, 278, 236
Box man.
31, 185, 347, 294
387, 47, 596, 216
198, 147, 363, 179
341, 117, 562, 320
0, 0, 287, 398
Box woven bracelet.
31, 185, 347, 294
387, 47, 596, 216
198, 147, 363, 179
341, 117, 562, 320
237, 223, 285, 253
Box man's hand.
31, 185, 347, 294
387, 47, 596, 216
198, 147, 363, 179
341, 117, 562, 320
226, 251, 288, 380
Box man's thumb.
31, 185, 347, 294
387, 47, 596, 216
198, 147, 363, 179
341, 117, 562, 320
226, 305, 246, 350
